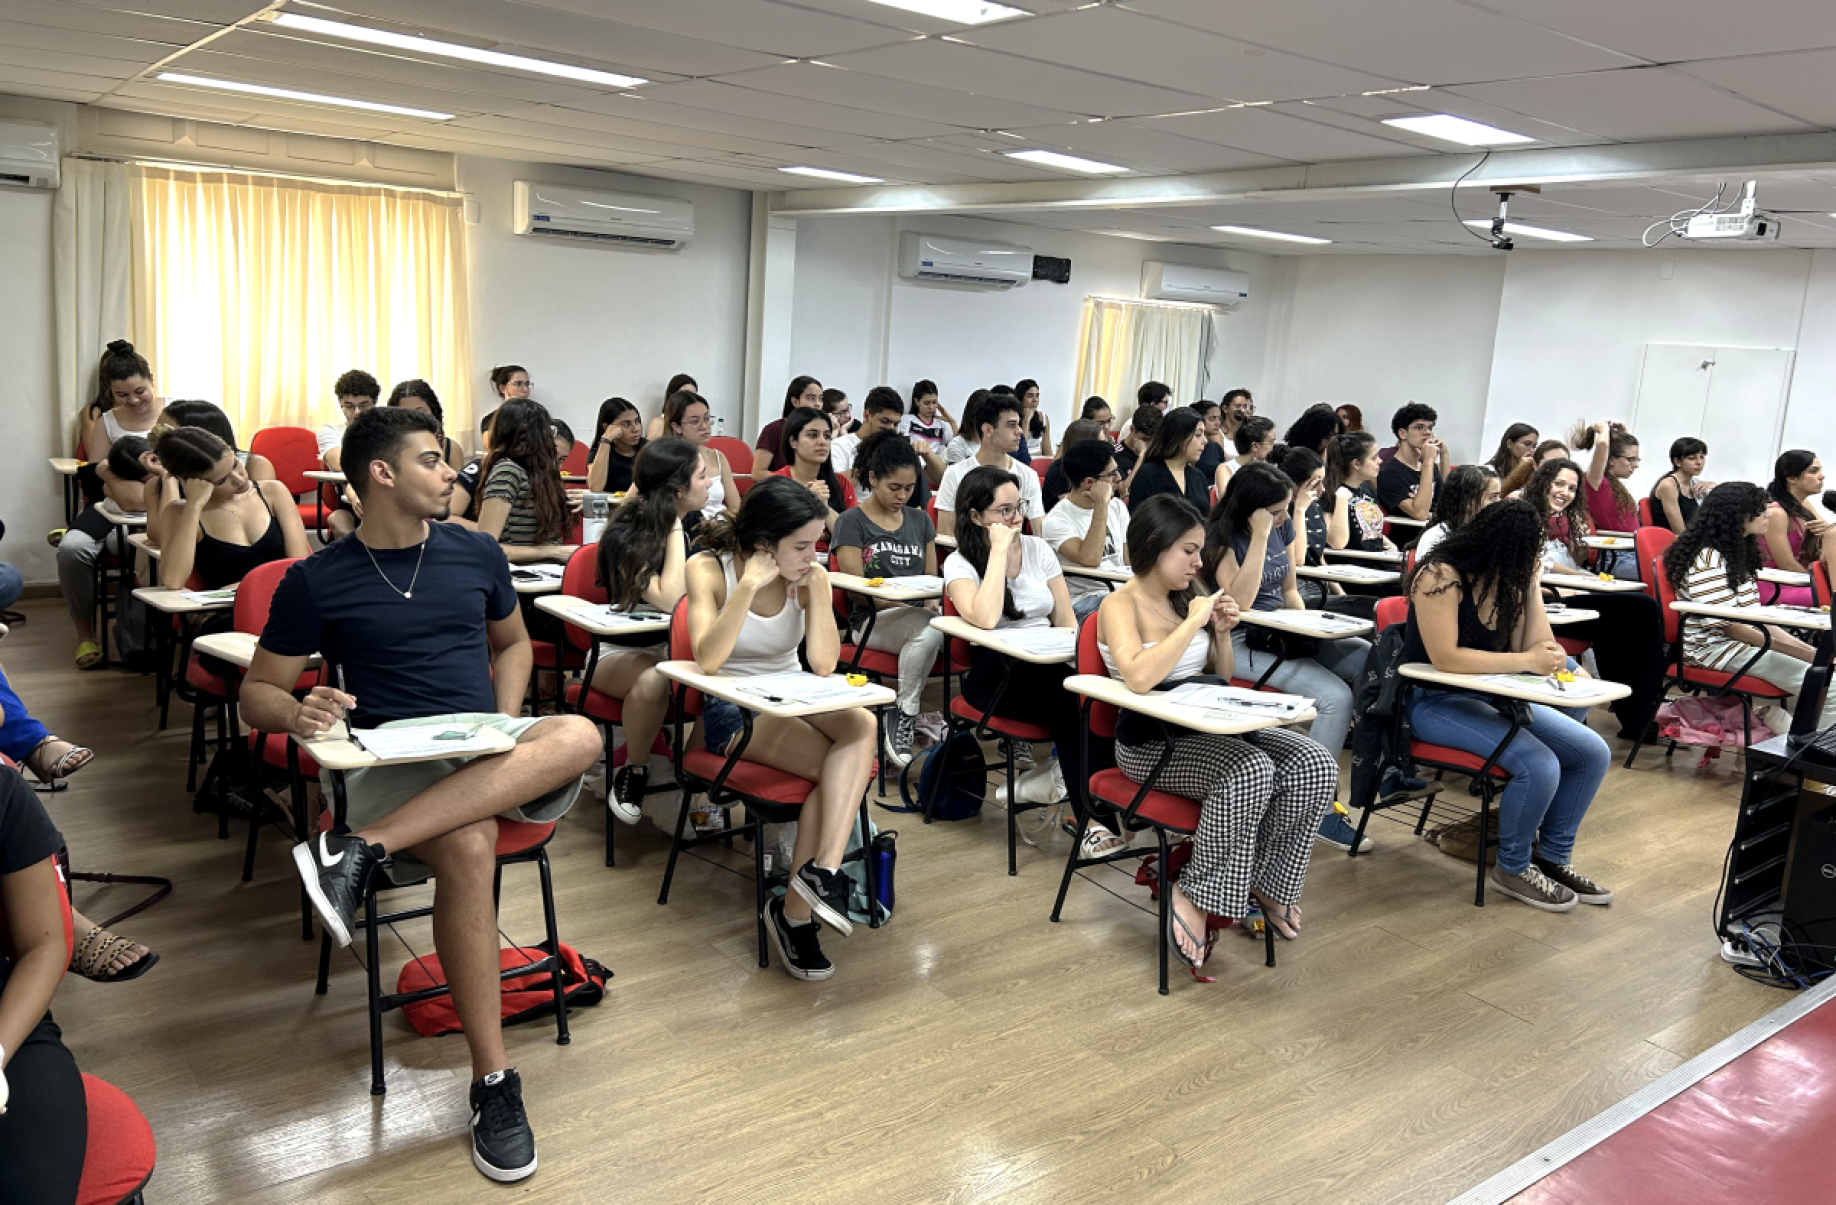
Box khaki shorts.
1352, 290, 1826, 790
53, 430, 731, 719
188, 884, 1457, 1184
320, 712, 583, 885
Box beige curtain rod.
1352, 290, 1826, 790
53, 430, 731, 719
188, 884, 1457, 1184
68, 151, 464, 199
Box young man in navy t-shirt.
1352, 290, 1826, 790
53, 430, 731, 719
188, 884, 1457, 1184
240, 407, 599, 1184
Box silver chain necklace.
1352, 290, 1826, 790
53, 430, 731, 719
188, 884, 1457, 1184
358, 530, 427, 600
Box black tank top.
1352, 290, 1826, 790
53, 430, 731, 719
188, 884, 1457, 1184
194, 488, 286, 589
1649, 472, 1698, 526
1401, 572, 1502, 663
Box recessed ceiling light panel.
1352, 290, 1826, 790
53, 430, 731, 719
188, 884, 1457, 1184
860, 0, 1031, 25
780, 166, 885, 183
155, 71, 455, 120
269, 12, 646, 88
1462, 219, 1592, 242
1210, 224, 1331, 245
1381, 114, 1533, 146
1003, 149, 1127, 174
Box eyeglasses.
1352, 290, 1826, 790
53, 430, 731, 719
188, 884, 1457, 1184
981, 504, 1024, 521
679, 414, 712, 428
1097, 470, 1123, 482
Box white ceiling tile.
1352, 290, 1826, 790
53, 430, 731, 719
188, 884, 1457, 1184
445, 111, 774, 160
959, 7, 1406, 104
1677, 50, 1836, 128
399, 122, 671, 163
0, 20, 186, 64
707, 60, 1082, 129
1122, 0, 1642, 84
327, 0, 783, 78
0, 41, 150, 81
1351, 90, 1615, 147
1465, 0, 1836, 62
1447, 67, 1817, 141
821, 38, 1218, 120
0, 62, 122, 100
59, 0, 265, 22
569, 90, 936, 147
514, 0, 908, 59
994, 120, 1290, 173
628, 78, 961, 140
1, 0, 218, 43
136, 66, 492, 119
1133, 107, 1423, 161
476, 103, 785, 155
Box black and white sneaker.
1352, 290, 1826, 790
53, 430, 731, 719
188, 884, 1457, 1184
998, 738, 1035, 770
884, 712, 917, 768
790, 860, 854, 937
292, 826, 383, 948
765, 897, 834, 981
608, 765, 646, 826
470, 1068, 538, 1182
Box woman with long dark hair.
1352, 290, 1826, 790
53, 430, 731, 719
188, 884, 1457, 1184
943, 465, 1103, 851
1521, 458, 1594, 577
771, 408, 857, 536
645, 372, 698, 440
751, 374, 823, 480
943, 389, 988, 465
1130, 406, 1211, 512
1334, 404, 1364, 434
1322, 431, 1394, 555
1206, 462, 1372, 850
1215, 416, 1277, 498
1502, 439, 1569, 497
1099, 494, 1336, 961
1650, 437, 1712, 533
1278, 447, 1336, 610
591, 439, 710, 818
1486, 423, 1539, 481
1016, 377, 1052, 459
661, 390, 739, 521
477, 398, 572, 563
898, 378, 953, 487
686, 476, 879, 981
1405, 499, 1613, 912
586, 397, 644, 494
1415, 464, 1501, 563
151, 426, 311, 592
386, 379, 464, 470
1283, 403, 1344, 458
1761, 449, 1825, 607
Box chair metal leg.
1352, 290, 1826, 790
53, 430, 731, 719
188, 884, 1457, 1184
603, 726, 617, 868
214, 704, 230, 840
365, 887, 386, 1095
858, 796, 880, 930
1156, 831, 1171, 996
1262, 906, 1277, 968
1350, 802, 1373, 858
658, 790, 695, 905
1005, 749, 1019, 877
315, 929, 332, 995
1474, 787, 1492, 908
1050, 810, 1094, 922
241, 783, 263, 882
536, 849, 570, 1046
187, 701, 205, 793
754, 819, 771, 969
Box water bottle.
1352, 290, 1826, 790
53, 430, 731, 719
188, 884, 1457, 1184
871, 829, 897, 911
581, 492, 610, 545
714, 414, 727, 437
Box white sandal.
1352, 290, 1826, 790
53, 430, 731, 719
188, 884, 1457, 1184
1079, 824, 1126, 859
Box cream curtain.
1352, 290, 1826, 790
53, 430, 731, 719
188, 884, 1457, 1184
131, 165, 473, 442
52, 158, 137, 446
1073, 297, 1215, 432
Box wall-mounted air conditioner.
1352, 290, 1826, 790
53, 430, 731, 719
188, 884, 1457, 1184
0, 121, 59, 190
1142, 262, 1249, 309
512, 181, 693, 249
899, 231, 1032, 288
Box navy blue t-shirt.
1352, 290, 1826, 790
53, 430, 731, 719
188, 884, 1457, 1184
261, 522, 517, 727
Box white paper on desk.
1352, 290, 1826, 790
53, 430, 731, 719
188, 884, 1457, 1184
511, 563, 565, 582
1163, 682, 1311, 717
1478, 673, 1614, 700
178, 586, 238, 605
350, 726, 503, 759
886, 573, 944, 591
1322, 564, 1394, 581
575, 604, 667, 628
994, 627, 1077, 658
730, 672, 866, 706
1268, 610, 1368, 633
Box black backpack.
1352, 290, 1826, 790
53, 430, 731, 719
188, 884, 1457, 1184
882, 728, 986, 821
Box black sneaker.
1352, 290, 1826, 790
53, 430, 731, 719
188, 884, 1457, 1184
1532, 856, 1614, 905
765, 897, 834, 981
292, 826, 383, 948
608, 765, 646, 826
790, 860, 854, 937
998, 737, 1035, 770
1379, 769, 1429, 802
470, 1068, 538, 1182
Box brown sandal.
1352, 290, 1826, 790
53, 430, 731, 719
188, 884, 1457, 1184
70, 926, 159, 983
26, 737, 94, 785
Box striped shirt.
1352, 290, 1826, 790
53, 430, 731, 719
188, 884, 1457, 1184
481, 459, 551, 546
1677, 548, 1759, 671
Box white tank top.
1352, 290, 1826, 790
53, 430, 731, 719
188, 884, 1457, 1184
102, 408, 156, 445
717, 553, 803, 677
1098, 625, 1211, 683
700, 456, 726, 520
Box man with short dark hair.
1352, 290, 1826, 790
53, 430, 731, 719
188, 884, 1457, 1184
1043, 439, 1129, 620
934, 391, 1043, 537
1115, 404, 1161, 500
1377, 401, 1443, 520
1041, 418, 1104, 512
1137, 381, 1173, 414
240, 407, 600, 1184
320, 369, 381, 540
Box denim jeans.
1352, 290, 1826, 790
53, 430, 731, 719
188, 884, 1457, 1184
1406, 689, 1610, 874
1071, 591, 1106, 622
1229, 628, 1370, 763
0, 561, 22, 611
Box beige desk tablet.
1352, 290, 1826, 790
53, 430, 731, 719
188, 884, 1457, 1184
655, 662, 896, 719
1063, 674, 1319, 735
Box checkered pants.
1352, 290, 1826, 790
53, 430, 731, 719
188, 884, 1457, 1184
1115, 727, 1336, 916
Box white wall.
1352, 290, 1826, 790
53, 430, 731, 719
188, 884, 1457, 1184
459, 155, 753, 447
0, 184, 60, 585
788, 213, 1276, 434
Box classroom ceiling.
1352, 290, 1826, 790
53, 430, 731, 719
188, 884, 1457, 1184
7, 0, 1836, 252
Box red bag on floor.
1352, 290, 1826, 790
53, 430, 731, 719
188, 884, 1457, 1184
397, 940, 611, 1038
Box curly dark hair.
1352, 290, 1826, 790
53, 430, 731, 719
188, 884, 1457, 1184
1282, 403, 1343, 455
1663, 481, 1768, 594
1413, 499, 1547, 653
1521, 456, 1590, 565
1430, 464, 1499, 534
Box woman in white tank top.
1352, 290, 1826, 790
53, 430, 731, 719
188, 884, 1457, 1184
1096, 494, 1337, 972
684, 476, 879, 981
660, 390, 738, 521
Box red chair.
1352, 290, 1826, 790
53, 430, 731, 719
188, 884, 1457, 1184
557, 545, 672, 867
1365, 596, 1513, 905
1031, 461, 1050, 483
562, 439, 589, 476
658, 600, 882, 967
709, 436, 755, 499
1638, 497, 1658, 528
1053, 612, 1276, 994
1622, 529, 1789, 769
250, 426, 325, 535
1813, 561, 1832, 609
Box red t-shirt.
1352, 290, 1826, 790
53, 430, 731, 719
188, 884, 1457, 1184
1583, 475, 1638, 534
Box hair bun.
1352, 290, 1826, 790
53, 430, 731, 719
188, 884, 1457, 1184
106, 339, 135, 354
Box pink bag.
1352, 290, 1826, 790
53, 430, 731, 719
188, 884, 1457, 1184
1654, 695, 1774, 750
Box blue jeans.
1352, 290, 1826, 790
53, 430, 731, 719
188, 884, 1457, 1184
1406, 689, 1610, 874
0, 663, 50, 764
0, 561, 21, 611
1071, 591, 1106, 622
1229, 629, 1370, 762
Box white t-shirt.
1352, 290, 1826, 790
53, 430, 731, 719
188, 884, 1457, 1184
1414, 522, 1448, 563
942, 535, 1063, 629
899, 414, 953, 453
316, 421, 344, 459
936, 453, 1044, 520
830, 431, 861, 474
1042, 495, 1131, 601
942, 434, 979, 465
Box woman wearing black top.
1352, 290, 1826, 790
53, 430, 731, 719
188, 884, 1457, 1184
152, 426, 311, 592
1128, 407, 1210, 512
386, 379, 465, 470
1649, 436, 1712, 534
587, 397, 645, 495
1277, 447, 1333, 608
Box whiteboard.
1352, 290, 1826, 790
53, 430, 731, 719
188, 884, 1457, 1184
1629, 344, 1794, 493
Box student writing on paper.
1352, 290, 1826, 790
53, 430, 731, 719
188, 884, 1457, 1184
943, 466, 1095, 844
832, 430, 942, 767
1099, 495, 1336, 966
1207, 463, 1371, 852
1404, 499, 1613, 914
685, 477, 879, 984
589, 439, 710, 822
241, 406, 600, 1183
1665, 482, 1836, 730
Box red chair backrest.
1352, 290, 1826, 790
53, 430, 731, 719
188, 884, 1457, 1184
1816, 562, 1832, 610
561, 545, 605, 653
1634, 526, 1675, 594
926, 496, 940, 527
233, 557, 301, 636
250, 427, 320, 495
667, 598, 703, 718
562, 440, 589, 476
709, 436, 752, 474
1638, 497, 1657, 527
1074, 609, 1119, 739
1651, 553, 1684, 645
1374, 595, 1409, 634
825, 550, 854, 630
939, 589, 975, 668
1032, 461, 1050, 483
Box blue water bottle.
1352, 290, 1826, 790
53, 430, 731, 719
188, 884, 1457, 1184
871, 830, 897, 911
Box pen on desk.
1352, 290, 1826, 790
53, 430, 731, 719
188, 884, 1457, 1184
335, 665, 362, 748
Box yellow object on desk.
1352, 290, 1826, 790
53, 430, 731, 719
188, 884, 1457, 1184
845, 673, 868, 687
1598, 573, 1612, 581
1555, 670, 1576, 683
865, 577, 885, 587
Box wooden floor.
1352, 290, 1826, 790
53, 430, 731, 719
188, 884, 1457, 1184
10, 595, 1780, 1205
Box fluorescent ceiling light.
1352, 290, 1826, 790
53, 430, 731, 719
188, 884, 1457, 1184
779, 166, 884, 183
860, 0, 1031, 25
1210, 224, 1331, 245
1382, 114, 1533, 146
269, 12, 646, 88
1463, 219, 1593, 243
1003, 149, 1127, 174
155, 72, 454, 120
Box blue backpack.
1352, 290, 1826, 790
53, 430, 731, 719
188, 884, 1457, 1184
884, 728, 986, 821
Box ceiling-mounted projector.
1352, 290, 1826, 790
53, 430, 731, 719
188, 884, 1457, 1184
1647, 181, 1782, 245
